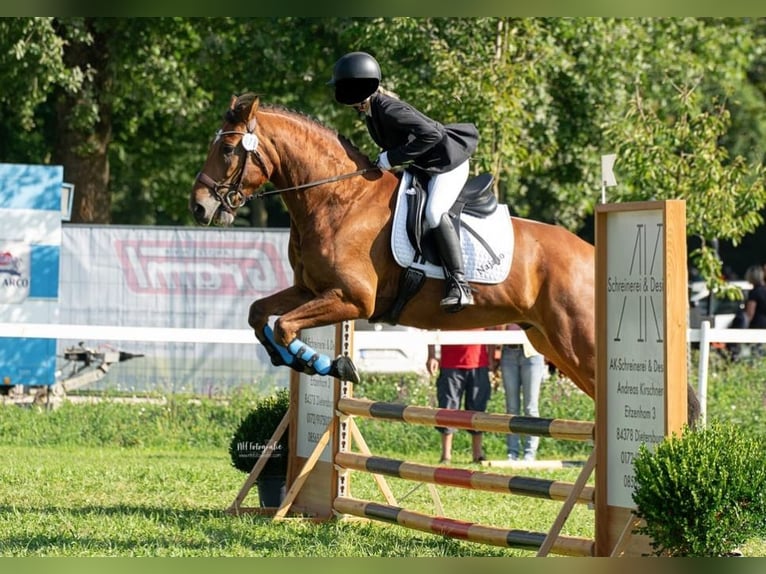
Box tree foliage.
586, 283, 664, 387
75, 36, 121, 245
606, 87, 765, 292
1, 17, 766, 286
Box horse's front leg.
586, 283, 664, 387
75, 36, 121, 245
248, 286, 363, 383
248, 286, 313, 369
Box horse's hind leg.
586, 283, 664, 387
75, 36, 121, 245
525, 324, 596, 399
525, 313, 701, 427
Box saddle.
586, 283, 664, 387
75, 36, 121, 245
372, 170, 503, 325
405, 170, 497, 267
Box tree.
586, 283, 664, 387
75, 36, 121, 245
337, 18, 766, 239
0, 18, 216, 223
606, 87, 766, 295
0, 17, 349, 226
2, 17, 766, 291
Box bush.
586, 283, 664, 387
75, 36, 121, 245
632, 420, 766, 556
228, 388, 290, 477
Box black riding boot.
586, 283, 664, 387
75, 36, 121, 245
433, 213, 474, 312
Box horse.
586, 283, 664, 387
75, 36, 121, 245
190, 93, 699, 424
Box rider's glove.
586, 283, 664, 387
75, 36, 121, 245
376, 151, 392, 171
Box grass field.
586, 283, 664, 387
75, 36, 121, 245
0, 353, 765, 557
0, 445, 595, 557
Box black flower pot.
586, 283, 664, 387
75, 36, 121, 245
229, 389, 290, 509
256, 476, 287, 508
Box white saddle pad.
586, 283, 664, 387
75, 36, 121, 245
390, 172, 514, 284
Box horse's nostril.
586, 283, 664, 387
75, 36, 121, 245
192, 203, 206, 220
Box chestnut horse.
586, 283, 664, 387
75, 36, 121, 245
190, 93, 698, 423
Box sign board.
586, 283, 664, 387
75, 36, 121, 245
294, 324, 338, 463
287, 322, 353, 518
595, 200, 688, 555
0, 164, 64, 386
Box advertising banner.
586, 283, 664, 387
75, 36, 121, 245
58, 225, 293, 393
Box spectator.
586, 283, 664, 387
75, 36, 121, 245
497, 324, 546, 462
726, 302, 748, 361
427, 334, 491, 464
745, 264, 766, 357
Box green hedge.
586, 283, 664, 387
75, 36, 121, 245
633, 421, 766, 556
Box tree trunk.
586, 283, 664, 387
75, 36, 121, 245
249, 199, 269, 227
52, 19, 112, 224
54, 96, 112, 224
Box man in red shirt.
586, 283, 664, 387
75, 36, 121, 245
426, 336, 491, 464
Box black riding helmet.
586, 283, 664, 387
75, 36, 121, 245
329, 51, 381, 105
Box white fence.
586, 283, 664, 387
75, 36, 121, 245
2, 320, 766, 424
688, 321, 766, 424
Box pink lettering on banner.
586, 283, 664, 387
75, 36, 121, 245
114, 240, 290, 296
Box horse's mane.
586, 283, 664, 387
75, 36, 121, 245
227, 93, 369, 162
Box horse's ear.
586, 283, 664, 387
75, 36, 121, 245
247, 95, 260, 124
228, 93, 259, 124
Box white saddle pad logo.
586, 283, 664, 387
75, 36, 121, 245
390, 172, 514, 284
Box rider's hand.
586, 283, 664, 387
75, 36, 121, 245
376, 151, 392, 171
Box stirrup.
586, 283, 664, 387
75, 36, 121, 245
440, 277, 474, 312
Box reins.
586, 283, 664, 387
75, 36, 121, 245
254, 167, 379, 199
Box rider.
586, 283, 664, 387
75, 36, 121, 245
329, 51, 479, 312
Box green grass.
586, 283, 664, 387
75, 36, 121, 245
0, 357, 764, 557
0, 445, 593, 557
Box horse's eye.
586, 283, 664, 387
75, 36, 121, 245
222, 144, 235, 156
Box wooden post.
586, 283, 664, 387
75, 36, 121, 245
285, 321, 352, 518
595, 200, 688, 556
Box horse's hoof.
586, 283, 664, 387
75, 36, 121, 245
265, 347, 287, 367
329, 356, 360, 383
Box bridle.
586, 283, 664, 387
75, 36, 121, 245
195, 117, 378, 212
195, 118, 272, 212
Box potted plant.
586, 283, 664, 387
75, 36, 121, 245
632, 421, 766, 556
229, 388, 290, 508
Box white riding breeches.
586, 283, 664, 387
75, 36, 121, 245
423, 160, 470, 229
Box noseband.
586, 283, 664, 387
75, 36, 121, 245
195, 118, 271, 212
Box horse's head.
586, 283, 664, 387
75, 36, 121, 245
190, 93, 271, 226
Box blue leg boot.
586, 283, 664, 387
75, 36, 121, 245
261, 325, 359, 383
260, 325, 294, 367
286, 338, 360, 383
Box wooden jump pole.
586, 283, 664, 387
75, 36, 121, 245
335, 451, 594, 504
332, 395, 598, 557
333, 496, 594, 557
337, 397, 595, 442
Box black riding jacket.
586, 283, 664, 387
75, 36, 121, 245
364, 92, 479, 174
